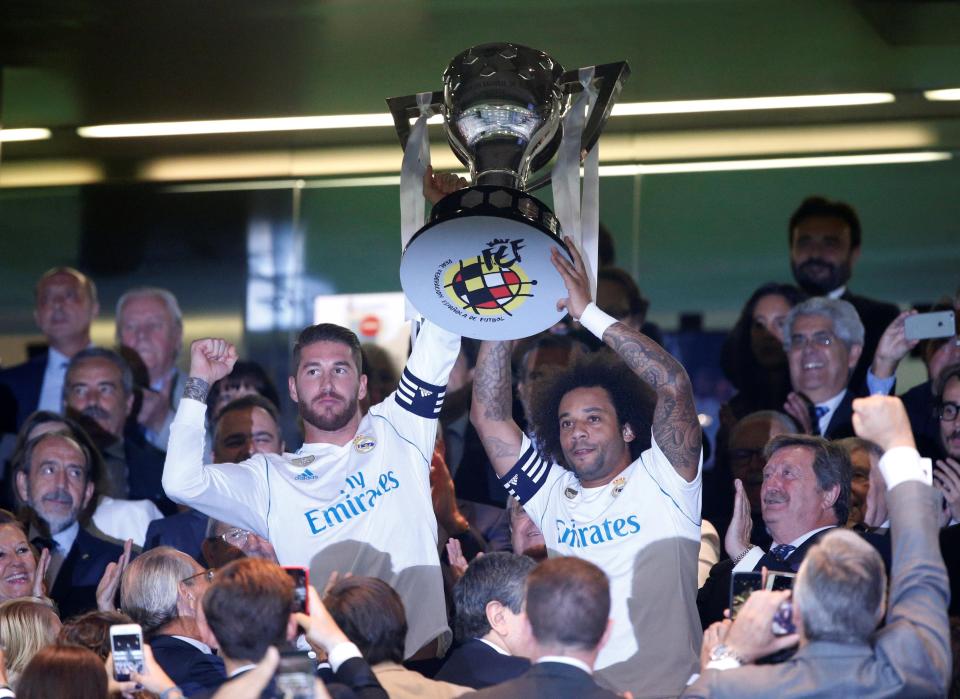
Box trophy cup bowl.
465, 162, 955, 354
388, 43, 629, 340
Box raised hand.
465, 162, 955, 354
721, 590, 799, 664
852, 395, 915, 452
783, 392, 815, 435
293, 585, 351, 653
423, 165, 468, 205
189, 338, 238, 385
935, 457, 960, 522
31, 547, 51, 598
725, 479, 753, 560
550, 236, 592, 320
96, 538, 132, 612
871, 310, 920, 379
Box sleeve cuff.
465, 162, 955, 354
499, 441, 551, 505
879, 446, 931, 489
866, 370, 896, 396
732, 546, 763, 572
578, 302, 617, 340
328, 641, 362, 673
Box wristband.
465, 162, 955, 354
578, 302, 617, 340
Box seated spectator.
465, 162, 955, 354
119, 546, 225, 696
9, 411, 162, 546
0, 597, 61, 688
0, 509, 47, 602
683, 396, 950, 698
202, 519, 279, 568
195, 557, 387, 699
720, 283, 806, 424
63, 347, 173, 512
506, 497, 546, 561
435, 552, 535, 688
934, 365, 960, 524
57, 609, 134, 660
16, 644, 107, 699
469, 557, 622, 699
13, 430, 126, 620
835, 437, 886, 529
781, 297, 865, 439
324, 576, 470, 698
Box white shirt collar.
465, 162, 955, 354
476, 637, 510, 656
52, 521, 80, 552
536, 655, 592, 675
229, 663, 258, 678
781, 524, 836, 549
827, 286, 847, 300
171, 635, 213, 654
816, 388, 847, 433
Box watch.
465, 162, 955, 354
707, 643, 743, 670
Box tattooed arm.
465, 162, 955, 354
550, 239, 701, 481
470, 340, 524, 477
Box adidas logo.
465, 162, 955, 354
507, 475, 519, 487
418, 387, 433, 398
295, 469, 319, 482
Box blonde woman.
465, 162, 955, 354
0, 598, 61, 688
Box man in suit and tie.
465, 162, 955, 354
698, 433, 850, 628
14, 430, 124, 620
683, 395, 950, 698
781, 297, 866, 439
787, 196, 899, 389
0, 267, 99, 429
435, 552, 535, 688
470, 557, 623, 699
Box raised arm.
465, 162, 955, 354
470, 340, 523, 477
551, 239, 701, 481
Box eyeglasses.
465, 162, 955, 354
787, 332, 836, 351
937, 402, 960, 422
219, 528, 251, 548
182, 568, 216, 585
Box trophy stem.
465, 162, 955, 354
476, 169, 521, 189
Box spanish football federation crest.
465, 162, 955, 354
399, 202, 572, 340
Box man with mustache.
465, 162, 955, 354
63, 347, 173, 513
0, 267, 99, 431
788, 196, 899, 389
14, 431, 125, 619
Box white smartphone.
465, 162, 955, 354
904, 310, 955, 341
110, 623, 145, 682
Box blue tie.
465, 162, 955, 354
769, 544, 796, 562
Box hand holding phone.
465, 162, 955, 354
904, 310, 955, 341
109, 623, 144, 682
284, 567, 310, 614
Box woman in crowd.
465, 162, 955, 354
0, 597, 61, 688
0, 511, 48, 603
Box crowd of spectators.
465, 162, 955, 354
0, 187, 955, 698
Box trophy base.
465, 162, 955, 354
400, 185, 571, 340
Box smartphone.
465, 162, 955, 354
767, 571, 796, 592
904, 310, 955, 341
284, 566, 310, 614
110, 623, 144, 682
729, 571, 763, 619
275, 650, 316, 699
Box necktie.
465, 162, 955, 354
30, 535, 57, 553
769, 544, 796, 562
809, 404, 829, 435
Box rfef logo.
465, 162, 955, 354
441, 238, 537, 317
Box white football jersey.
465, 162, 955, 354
502, 433, 703, 699
163, 321, 460, 657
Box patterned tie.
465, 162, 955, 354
809, 404, 829, 436
769, 544, 796, 562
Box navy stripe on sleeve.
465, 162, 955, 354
394, 368, 446, 418
499, 443, 551, 505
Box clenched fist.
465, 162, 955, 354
189, 338, 238, 385
852, 395, 915, 453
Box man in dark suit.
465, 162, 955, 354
63, 347, 173, 513
683, 396, 950, 698
470, 557, 622, 699
787, 196, 899, 389
0, 267, 99, 429
14, 430, 124, 620
781, 297, 867, 440
192, 557, 386, 699
698, 433, 851, 628
120, 547, 226, 696
436, 552, 535, 688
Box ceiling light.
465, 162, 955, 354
0, 128, 52, 142
611, 92, 895, 116
924, 88, 960, 102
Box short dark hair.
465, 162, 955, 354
17, 644, 108, 699
207, 361, 281, 417
529, 353, 656, 467
453, 553, 536, 641
764, 434, 851, 525
525, 557, 609, 650
216, 394, 282, 432
935, 362, 960, 401
57, 610, 133, 661
292, 324, 363, 374
202, 558, 292, 662
66, 346, 134, 397
788, 196, 862, 250
16, 432, 94, 485
324, 577, 406, 665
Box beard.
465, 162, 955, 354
299, 391, 359, 433
34, 487, 81, 534
791, 257, 852, 296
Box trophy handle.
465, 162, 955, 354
386, 92, 445, 150
525, 60, 631, 193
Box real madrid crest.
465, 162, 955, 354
353, 435, 376, 453
612, 476, 627, 498
291, 455, 316, 468
564, 486, 579, 500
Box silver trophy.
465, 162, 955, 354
388, 43, 629, 340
